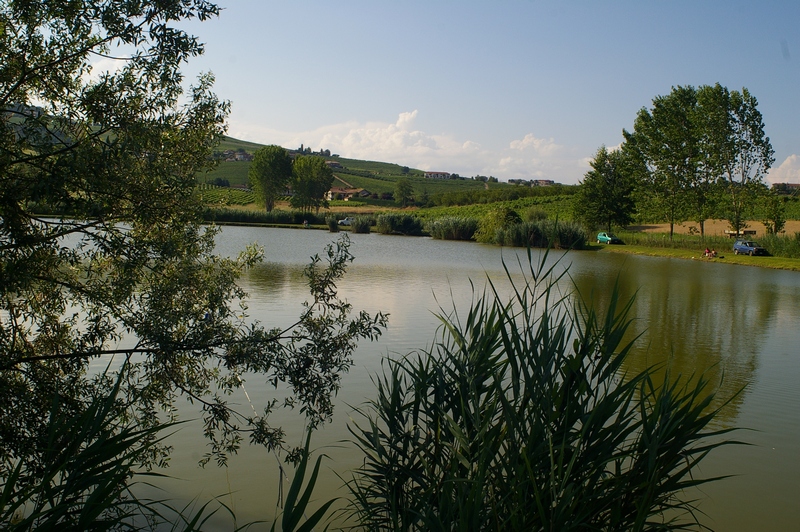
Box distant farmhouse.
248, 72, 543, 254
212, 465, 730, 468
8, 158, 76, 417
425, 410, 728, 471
218, 149, 253, 162
327, 187, 371, 201
425, 171, 451, 180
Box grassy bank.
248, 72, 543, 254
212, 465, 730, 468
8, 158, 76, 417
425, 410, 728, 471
595, 243, 800, 271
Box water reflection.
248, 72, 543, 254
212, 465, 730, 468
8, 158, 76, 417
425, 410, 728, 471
571, 257, 767, 427
186, 226, 800, 531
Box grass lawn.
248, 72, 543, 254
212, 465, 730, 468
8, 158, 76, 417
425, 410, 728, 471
595, 243, 800, 271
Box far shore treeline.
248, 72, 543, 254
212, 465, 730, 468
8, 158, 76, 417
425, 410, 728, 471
191, 83, 800, 259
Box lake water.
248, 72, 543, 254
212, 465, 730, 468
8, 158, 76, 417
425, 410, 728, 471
146, 226, 800, 531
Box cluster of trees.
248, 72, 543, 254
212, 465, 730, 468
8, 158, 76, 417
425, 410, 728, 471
296, 144, 333, 157
575, 84, 776, 237
249, 146, 334, 213
1, 0, 387, 527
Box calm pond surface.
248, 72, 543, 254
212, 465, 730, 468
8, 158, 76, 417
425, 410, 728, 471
143, 226, 800, 531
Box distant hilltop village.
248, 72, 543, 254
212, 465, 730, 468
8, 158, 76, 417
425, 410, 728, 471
214, 144, 560, 186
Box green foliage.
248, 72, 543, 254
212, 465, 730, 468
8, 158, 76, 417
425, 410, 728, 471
524, 207, 549, 222
425, 216, 480, 241
203, 208, 322, 225
325, 216, 340, 232
250, 145, 293, 212
0, 368, 160, 530
431, 183, 577, 208
346, 254, 737, 530
375, 214, 425, 236
394, 178, 415, 207
270, 431, 337, 532
758, 232, 800, 258
496, 220, 588, 250
419, 195, 577, 223
757, 192, 787, 235
573, 146, 635, 231
474, 205, 522, 243
624, 84, 774, 237
0, 2, 388, 524
196, 184, 256, 206
291, 156, 334, 214
350, 216, 373, 234
201, 159, 252, 186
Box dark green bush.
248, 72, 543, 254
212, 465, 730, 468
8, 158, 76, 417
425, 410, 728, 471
375, 214, 425, 236
203, 208, 323, 225
325, 216, 340, 232
351, 216, 372, 234
524, 206, 549, 222
425, 216, 480, 241
495, 220, 587, 249
474, 205, 522, 243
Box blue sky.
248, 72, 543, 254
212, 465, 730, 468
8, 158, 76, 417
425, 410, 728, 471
175, 0, 800, 185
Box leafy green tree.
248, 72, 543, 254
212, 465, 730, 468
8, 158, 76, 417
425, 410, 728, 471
290, 155, 334, 214
715, 88, 774, 234
573, 146, 635, 231
394, 178, 414, 207
0, 0, 386, 514
757, 189, 786, 235
624, 86, 699, 239
249, 145, 292, 212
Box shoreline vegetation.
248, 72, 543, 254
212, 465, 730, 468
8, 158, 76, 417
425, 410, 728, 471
202, 204, 800, 272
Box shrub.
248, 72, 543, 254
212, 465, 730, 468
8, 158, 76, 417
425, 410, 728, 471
474, 205, 522, 243
325, 216, 340, 232
375, 214, 425, 236
524, 206, 549, 222
351, 216, 372, 234
495, 220, 587, 250
203, 208, 323, 225
425, 216, 480, 241
346, 255, 736, 531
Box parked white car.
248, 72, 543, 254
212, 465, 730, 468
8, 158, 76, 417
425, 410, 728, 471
338, 217, 354, 226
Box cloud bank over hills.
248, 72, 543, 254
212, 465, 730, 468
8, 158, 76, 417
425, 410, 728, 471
229, 110, 591, 183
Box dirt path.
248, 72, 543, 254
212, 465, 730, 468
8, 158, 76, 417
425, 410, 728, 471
628, 219, 800, 237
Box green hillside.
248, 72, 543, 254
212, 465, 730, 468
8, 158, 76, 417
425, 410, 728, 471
199, 136, 499, 196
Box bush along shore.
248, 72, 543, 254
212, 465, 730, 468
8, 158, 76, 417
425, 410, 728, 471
200, 206, 800, 267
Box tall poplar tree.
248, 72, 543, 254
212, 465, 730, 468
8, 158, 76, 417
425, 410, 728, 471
290, 155, 334, 214
718, 88, 774, 234
249, 145, 293, 212
623, 86, 699, 239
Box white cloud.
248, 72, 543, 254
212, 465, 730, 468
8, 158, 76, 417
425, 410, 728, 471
509, 133, 560, 156
766, 155, 800, 184
228, 111, 589, 184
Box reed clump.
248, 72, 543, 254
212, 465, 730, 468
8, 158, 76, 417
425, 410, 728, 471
346, 252, 736, 530
425, 216, 479, 241
350, 216, 373, 234
375, 214, 425, 236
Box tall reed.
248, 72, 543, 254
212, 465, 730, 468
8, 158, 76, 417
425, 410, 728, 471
425, 216, 480, 241
375, 214, 425, 236
350, 216, 372, 234
345, 251, 737, 530
496, 220, 587, 249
